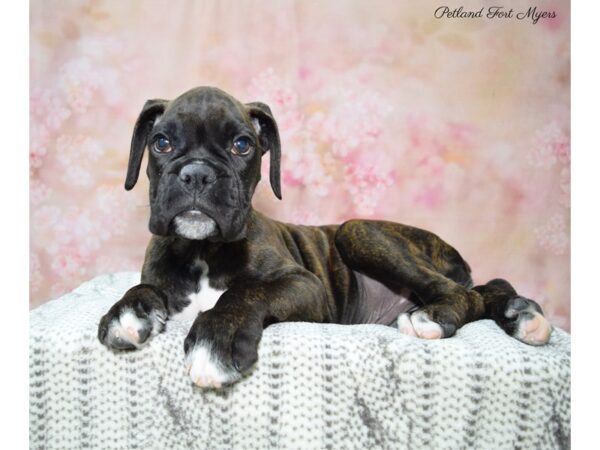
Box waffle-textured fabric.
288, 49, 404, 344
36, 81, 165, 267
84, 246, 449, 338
29, 273, 571, 450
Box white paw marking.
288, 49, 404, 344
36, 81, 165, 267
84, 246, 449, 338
171, 261, 226, 321
106, 309, 144, 347
186, 343, 236, 389
516, 312, 553, 346
397, 313, 417, 337
118, 309, 143, 342
107, 308, 164, 348
411, 310, 443, 339
398, 310, 443, 340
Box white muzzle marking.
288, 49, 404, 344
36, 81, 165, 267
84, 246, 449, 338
173, 211, 218, 240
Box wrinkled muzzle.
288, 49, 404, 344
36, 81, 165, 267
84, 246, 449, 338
148, 161, 251, 242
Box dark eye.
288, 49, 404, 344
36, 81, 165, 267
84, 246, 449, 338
152, 135, 172, 153
232, 136, 253, 156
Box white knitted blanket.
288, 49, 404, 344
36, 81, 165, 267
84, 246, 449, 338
29, 273, 571, 450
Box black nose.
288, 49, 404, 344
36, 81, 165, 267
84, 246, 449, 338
178, 162, 217, 189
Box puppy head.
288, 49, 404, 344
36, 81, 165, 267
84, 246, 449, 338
125, 86, 281, 242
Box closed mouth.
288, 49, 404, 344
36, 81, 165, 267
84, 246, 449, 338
177, 209, 212, 220
172, 205, 215, 222
171, 209, 220, 240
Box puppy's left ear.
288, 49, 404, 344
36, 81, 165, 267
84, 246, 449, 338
246, 102, 282, 200
125, 99, 168, 191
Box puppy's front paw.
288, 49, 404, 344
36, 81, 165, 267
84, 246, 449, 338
98, 285, 168, 350
504, 296, 553, 346
183, 309, 262, 388
184, 342, 237, 389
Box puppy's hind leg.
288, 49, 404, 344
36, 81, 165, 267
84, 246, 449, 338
335, 219, 485, 339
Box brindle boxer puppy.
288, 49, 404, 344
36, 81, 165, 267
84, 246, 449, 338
98, 87, 553, 388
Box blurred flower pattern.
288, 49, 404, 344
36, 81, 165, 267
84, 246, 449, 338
30, 0, 570, 329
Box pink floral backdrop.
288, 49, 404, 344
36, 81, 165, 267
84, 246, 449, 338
30, 0, 570, 330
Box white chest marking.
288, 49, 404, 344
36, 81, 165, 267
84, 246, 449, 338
171, 262, 226, 322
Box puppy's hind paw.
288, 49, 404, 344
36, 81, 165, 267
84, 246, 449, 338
505, 297, 553, 346
398, 310, 444, 340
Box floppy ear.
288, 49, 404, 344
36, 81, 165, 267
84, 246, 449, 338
245, 102, 282, 200
125, 99, 168, 190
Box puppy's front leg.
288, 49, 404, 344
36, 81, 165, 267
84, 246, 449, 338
184, 269, 328, 388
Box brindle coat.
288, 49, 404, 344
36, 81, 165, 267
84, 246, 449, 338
98, 87, 551, 387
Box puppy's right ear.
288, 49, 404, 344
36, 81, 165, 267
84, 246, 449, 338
125, 99, 168, 190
